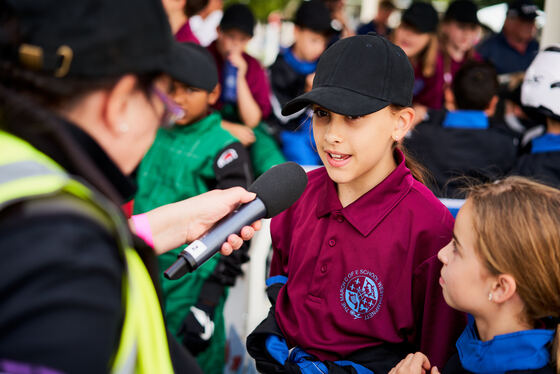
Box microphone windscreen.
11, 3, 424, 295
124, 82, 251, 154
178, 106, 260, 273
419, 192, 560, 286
249, 162, 308, 218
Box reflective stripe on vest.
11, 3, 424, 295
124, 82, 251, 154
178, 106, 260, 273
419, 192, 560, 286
0, 131, 174, 374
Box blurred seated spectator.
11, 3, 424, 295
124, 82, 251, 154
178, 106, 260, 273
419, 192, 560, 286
405, 61, 519, 198
393, 2, 440, 122
477, 0, 539, 75
357, 0, 395, 37
268, 0, 333, 165
438, 0, 482, 92
512, 46, 560, 189
207, 3, 285, 176
321, 0, 354, 44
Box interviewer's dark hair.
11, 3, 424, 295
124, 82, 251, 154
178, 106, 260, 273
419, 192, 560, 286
452, 61, 498, 110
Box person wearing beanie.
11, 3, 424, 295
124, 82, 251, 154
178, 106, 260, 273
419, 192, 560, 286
268, 0, 334, 166
513, 46, 560, 189
393, 2, 442, 122
477, 0, 540, 75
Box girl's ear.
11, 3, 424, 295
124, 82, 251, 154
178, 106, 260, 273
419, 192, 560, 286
392, 106, 415, 141
490, 274, 517, 304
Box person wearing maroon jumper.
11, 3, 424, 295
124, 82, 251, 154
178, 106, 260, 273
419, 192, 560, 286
247, 34, 466, 373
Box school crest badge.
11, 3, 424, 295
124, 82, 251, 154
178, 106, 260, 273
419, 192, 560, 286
339, 269, 384, 320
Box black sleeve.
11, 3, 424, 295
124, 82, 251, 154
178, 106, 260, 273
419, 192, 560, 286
0, 209, 123, 374
212, 141, 253, 190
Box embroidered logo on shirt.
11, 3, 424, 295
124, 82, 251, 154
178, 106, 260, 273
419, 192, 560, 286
217, 148, 238, 169
340, 269, 384, 320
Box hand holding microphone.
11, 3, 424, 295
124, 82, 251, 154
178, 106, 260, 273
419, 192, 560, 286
164, 162, 308, 280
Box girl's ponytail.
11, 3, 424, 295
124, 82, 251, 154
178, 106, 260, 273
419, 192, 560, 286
396, 142, 430, 186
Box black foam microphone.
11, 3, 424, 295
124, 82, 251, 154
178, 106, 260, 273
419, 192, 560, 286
164, 162, 308, 280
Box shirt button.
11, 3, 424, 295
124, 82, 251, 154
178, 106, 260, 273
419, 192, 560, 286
328, 239, 336, 247
321, 264, 328, 273
337, 215, 344, 223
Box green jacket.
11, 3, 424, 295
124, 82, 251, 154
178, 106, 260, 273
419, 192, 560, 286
134, 111, 252, 374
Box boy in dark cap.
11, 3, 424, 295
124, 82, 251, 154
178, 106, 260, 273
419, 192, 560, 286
477, 0, 540, 75
268, 0, 334, 165
134, 42, 253, 374
207, 3, 286, 176
405, 61, 519, 198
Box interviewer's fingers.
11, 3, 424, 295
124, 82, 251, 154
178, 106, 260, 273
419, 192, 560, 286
220, 242, 233, 256
240, 225, 255, 241
251, 220, 262, 231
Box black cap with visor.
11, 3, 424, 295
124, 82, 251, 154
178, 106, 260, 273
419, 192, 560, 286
282, 33, 414, 117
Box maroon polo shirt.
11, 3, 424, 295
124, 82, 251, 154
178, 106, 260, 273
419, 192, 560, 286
207, 41, 272, 119
270, 151, 466, 368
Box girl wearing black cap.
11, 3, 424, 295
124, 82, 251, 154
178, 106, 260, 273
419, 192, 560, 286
247, 33, 465, 373
393, 2, 441, 122
439, 1, 482, 96
0, 0, 258, 372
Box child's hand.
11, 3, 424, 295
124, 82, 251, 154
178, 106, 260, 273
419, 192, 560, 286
228, 52, 248, 77
389, 353, 439, 374
222, 120, 256, 146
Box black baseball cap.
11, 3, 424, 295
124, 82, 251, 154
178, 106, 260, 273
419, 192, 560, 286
282, 33, 414, 117
507, 0, 539, 21
444, 0, 480, 25
219, 4, 256, 37
401, 2, 439, 33
294, 0, 335, 35
173, 43, 218, 92
1, 0, 196, 81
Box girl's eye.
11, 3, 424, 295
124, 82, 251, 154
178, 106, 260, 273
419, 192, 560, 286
452, 240, 459, 254
314, 108, 329, 118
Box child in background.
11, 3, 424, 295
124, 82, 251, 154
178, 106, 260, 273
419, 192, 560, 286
438, 1, 481, 94
405, 61, 519, 198
357, 0, 396, 37
247, 34, 465, 373
133, 43, 253, 374
393, 2, 440, 123
391, 177, 560, 374
268, 0, 333, 165
207, 3, 285, 176
513, 46, 560, 189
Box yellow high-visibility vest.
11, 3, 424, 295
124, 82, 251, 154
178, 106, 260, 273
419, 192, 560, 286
0, 130, 174, 374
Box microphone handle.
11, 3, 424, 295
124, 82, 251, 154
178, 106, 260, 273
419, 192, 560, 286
164, 198, 266, 280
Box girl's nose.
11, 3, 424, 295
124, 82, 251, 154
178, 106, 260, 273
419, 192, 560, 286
324, 118, 343, 144
437, 243, 450, 264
